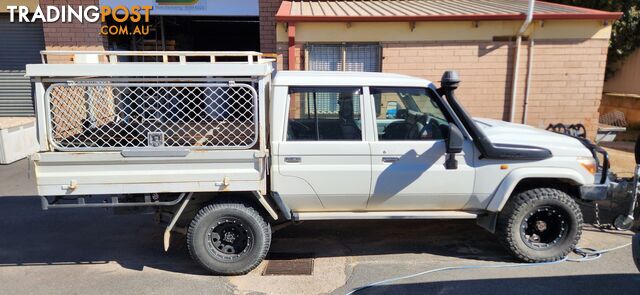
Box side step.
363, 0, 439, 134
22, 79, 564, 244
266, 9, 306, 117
40, 193, 187, 210
292, 211, 478, 221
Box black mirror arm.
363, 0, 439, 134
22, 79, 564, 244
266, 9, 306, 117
445, 153, 458, 170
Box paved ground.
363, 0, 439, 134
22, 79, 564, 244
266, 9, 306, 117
0, 155, 639, 295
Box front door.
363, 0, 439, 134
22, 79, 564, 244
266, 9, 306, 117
275, 87, 371, 211
367, 87, 476, 211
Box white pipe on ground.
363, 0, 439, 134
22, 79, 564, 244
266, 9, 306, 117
509, 0, 535, 123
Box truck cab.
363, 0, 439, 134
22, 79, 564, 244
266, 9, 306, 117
270, 71, 475, 213
270, 71, 598, 216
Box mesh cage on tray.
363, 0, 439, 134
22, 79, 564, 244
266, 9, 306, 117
45, 83, 258, 150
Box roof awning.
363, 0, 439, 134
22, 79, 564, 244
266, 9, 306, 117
276, 0, 622, 22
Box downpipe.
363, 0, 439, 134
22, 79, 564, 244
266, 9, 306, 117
522, 38, 534, 124
509, 0, 535, 122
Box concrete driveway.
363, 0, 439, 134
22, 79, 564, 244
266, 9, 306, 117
0, 159, 639, 295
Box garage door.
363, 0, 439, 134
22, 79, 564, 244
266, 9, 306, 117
0, 15, 45, 117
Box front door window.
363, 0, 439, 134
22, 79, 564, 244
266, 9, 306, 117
371, 87, 449, 141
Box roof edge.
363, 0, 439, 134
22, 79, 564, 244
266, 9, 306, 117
276, 13, 623, 23
275, 0, 623, 23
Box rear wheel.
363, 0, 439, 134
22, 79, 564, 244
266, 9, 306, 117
496, 188, 582, 262
187, 201, 271, 275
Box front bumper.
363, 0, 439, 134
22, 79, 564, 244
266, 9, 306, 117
580, 183, 610, 201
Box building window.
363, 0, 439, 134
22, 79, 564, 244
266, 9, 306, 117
287, 87, 362, 141
306, 44, 380, 72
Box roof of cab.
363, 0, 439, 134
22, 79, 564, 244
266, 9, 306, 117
273, 71, 433, 88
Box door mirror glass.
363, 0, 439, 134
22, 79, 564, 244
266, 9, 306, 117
445, 124, 464, 154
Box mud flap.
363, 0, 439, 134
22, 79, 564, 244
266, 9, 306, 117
477, 212, 497, 233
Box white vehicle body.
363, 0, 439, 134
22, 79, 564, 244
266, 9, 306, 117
25, 51, 604, 217
25, 51, 611, 273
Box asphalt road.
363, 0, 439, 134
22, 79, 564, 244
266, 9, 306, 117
1, 159, 639, 295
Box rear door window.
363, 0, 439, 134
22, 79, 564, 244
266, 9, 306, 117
287, 87, 362, 141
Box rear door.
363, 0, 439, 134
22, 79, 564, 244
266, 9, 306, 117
274, 86, 371, 211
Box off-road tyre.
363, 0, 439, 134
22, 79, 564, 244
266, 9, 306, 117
187, 201, 271, 275
496, 188, 583, 262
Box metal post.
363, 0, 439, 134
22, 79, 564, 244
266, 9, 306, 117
160, 16, 166, 51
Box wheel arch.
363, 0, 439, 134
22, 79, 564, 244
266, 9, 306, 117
172, 191, 280, 228
486, 168, 586, 213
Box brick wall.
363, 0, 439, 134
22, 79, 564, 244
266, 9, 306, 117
276, 42, 303, 70
280, 38, 608, 137
40, 0, 107, 63
382, 39, 608, 136
259, 0, 282, 53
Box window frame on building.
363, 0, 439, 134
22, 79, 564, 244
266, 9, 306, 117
304, 43, 382, 72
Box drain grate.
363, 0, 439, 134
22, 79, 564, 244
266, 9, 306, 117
262, 253, 314, 276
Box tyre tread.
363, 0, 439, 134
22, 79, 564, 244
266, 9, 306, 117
496, 188, 583, 262
186, 200, 271, 275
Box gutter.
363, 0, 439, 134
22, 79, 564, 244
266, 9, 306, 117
275, 14, 622, 23
509, 0, 535, 123
522, 38, 534, 124
274, 0, 622, 23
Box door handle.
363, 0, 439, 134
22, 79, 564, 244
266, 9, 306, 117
382, 157, 399, 163
284, 157, 301, 163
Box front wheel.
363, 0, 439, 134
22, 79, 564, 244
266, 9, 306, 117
496, 188, 583, 262
187, 201, 271, 275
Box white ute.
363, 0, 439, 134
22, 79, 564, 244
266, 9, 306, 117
26, 51, 612, 274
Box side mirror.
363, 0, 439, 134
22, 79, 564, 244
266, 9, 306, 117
444, 124, 464, 170
635, 135, 640, 165
446, 124, 464, 154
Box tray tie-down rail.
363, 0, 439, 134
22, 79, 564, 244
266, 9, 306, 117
40, 192, 188, 210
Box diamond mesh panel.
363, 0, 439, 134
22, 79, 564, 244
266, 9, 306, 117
46, 83, 258, 150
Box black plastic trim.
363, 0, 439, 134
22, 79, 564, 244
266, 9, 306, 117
270, 192, 292, 220
476, 212, 497, 233
579, 183, 609, 200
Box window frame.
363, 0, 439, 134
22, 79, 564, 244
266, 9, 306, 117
370, 86, 453, 142
304, 43, 382, 72
284, 86, 366, 142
